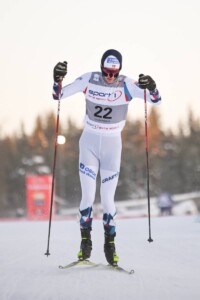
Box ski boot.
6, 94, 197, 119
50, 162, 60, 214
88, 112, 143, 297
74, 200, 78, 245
77, 228, 92, 261
104, 233, 119, 266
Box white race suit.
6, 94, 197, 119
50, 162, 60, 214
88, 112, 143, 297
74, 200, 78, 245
53, 72, 161, 234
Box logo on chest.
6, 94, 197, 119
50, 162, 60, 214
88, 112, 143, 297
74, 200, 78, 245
88, 89, 122, 102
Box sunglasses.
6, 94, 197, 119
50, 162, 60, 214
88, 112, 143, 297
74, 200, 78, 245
102, 68, 119, 78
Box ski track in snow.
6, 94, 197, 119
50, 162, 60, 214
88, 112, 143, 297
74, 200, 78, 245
0, 215, 200, 300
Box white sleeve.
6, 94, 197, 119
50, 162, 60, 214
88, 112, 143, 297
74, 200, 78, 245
61, 72, 92, 99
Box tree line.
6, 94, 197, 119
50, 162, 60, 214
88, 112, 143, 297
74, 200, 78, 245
0, 108, 200, 217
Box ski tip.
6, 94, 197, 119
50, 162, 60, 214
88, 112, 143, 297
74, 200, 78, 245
58, 265, 64, 269
107, 264, 135, 275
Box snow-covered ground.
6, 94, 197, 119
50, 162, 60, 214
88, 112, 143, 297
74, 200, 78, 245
0, 215, 200, 300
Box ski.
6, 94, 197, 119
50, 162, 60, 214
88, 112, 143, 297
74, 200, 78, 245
59, 260, 97, 269
99, 263, 134, 275
59, 260, 134, 275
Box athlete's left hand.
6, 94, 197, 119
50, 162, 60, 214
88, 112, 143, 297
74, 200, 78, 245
138, 74, 156, 91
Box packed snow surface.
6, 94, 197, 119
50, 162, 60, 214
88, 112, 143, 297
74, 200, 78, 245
0, 215, 200, 300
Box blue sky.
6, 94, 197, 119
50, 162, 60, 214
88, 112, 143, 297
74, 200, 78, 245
0, 0, 200, 135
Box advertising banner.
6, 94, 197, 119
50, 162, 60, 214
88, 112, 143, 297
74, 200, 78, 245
26, 175, 54, 220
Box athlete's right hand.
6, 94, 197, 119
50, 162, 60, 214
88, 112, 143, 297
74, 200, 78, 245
53, 61, 68, 82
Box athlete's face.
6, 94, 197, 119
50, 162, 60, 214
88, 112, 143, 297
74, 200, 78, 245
102, 68, 120, 84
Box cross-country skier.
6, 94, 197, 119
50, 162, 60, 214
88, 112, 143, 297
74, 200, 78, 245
52, 49, 161, 266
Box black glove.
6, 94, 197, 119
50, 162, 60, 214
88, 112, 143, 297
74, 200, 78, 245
138, 74, 156, 91
53, 61, 68, 82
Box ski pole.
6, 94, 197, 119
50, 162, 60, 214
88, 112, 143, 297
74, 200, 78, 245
45, 99, 61, 256
144, 89, 153, 243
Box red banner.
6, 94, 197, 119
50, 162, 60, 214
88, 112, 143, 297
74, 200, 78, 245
26, 175, 54, 220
